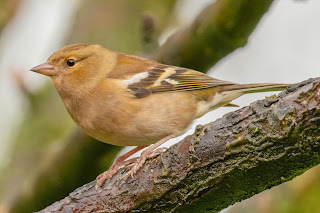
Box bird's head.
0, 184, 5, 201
30, 43, 116, 95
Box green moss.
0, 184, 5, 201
265, 94, 277, 99
144, 117, 320, 213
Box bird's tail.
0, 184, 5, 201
224, 83, 289, 94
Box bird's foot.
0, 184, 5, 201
122, 147, 167, 181
122, 135, 173, 181
96, 135, 174, 188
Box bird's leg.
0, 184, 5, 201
122, 134, 174, 181
96, 146, 146, 186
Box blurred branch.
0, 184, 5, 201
154, 0, 274, 72
140, 12, 159, 55
38, 78, 320, 213
0, 0, 21, 33
3, 128, 122, 213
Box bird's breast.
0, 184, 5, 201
60, 84, 199, 146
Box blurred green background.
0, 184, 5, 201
0, 0, 320, 212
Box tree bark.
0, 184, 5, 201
38, 77, 320, 213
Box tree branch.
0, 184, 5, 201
38, 78, 320, 213
154, 0, 274, 71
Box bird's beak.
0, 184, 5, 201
30, 62, 57, 76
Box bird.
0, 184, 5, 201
30, 43, 288, 186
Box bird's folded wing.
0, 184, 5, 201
109, 61, 235, 98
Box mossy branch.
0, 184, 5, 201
38, 78, 320, 212
154, 0, 274, 71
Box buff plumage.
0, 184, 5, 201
30, 43, 288, 186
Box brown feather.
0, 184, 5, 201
107, 52, 157, 79
110, 63, 235, 98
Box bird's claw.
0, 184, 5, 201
121, 146, 168, 181
96, 136, 173, 188
96, 169, 115, 187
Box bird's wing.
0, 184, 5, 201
109, 57, 235, 98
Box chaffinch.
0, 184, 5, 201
30, 43, 288, 186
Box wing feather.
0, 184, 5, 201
125, 64, 235, 98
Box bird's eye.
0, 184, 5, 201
66, 59, 76, 67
